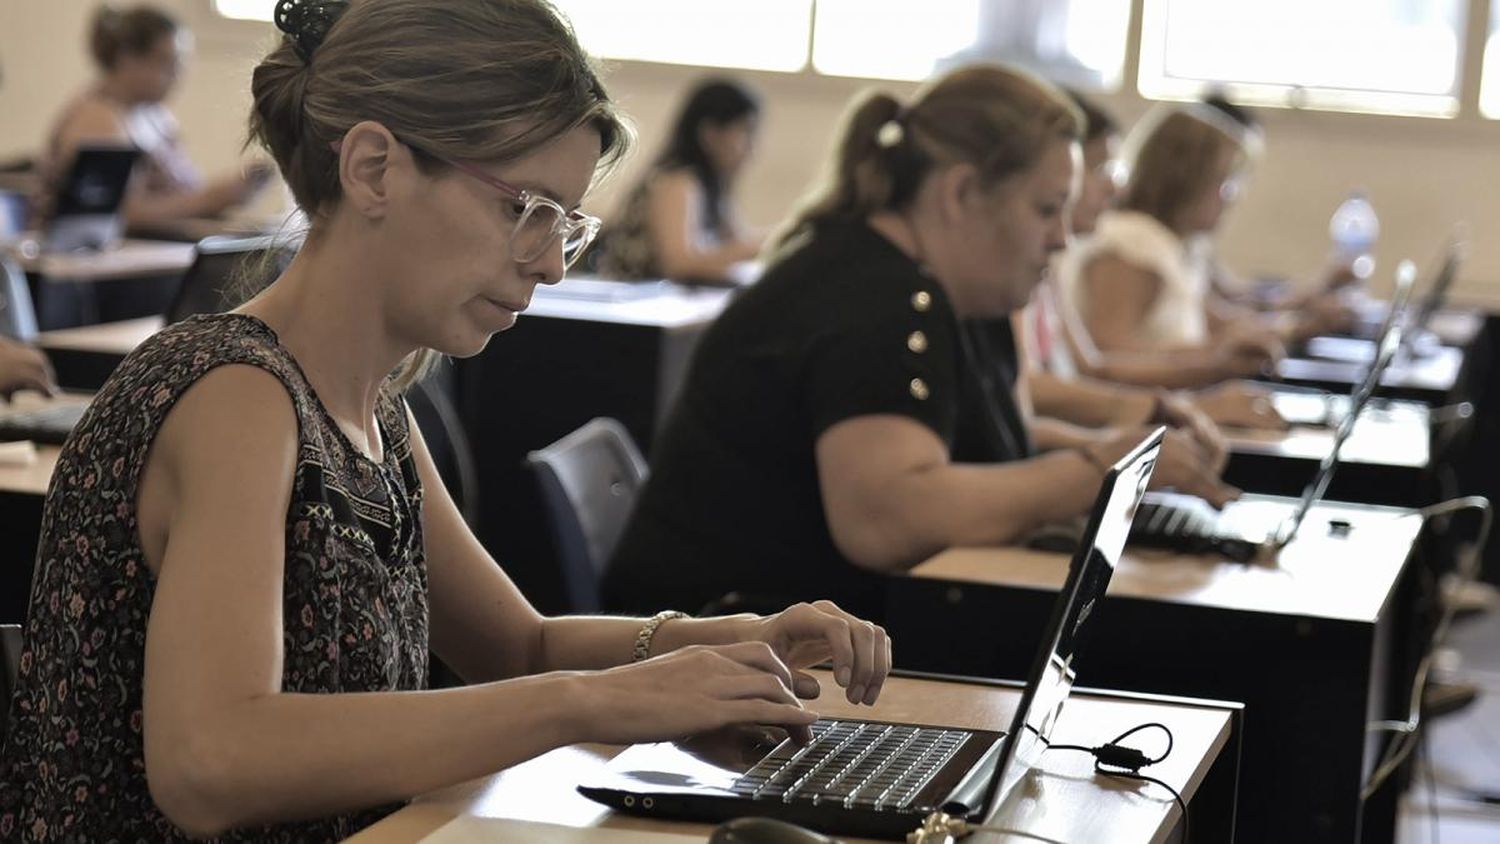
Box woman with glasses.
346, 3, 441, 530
596, 77, 764, 284
37, 3, 271, 232
604, 65, 1236, 624
0, 2, 890, 839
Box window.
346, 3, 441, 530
213, 1, 816, 72
213, 0, 274, 20
1138, 0, 1468, 118
1482, 0, 1500, 117
811, 0, 1130, 87
553, 0, 813, 72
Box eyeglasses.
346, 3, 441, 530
411, 144, 602, 269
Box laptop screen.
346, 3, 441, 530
1272, 259, 1416, 548
978, 428, 1163, 819
1405, 232, 1466, 342
53, 147, 139, 217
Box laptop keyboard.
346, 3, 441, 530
1129, 497, 1258, 562
0, 403, 87, 443
729, 719, 969, 810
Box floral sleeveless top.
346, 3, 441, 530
0, 314, 429, 842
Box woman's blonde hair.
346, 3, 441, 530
777, 63, 1081, 246
1117, 104, 1255, 234
247, 0, 630, 390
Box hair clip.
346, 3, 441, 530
274, 0, 350, 62
876, 119, 905, 149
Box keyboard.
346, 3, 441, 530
1129, 496, 1259, 562
0, 403, 88, 445
729, 719, 970, 810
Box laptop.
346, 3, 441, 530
576, 429, 1164, 840
1132, 264, 1414, 562
1272, 259, 1417, 429
0, 235, 290, 445
1302, 232, 1462, 366
44, 146, 140, 254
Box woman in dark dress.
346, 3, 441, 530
606, 65, 1235, 621
597, 77, 764, 283
0, 2, 889, 840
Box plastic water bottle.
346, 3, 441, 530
1328, 191, 1379, 280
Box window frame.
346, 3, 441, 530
209, 0, 1500, 122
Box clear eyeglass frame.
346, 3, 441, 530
413, 144, 602, 269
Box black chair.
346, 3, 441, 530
407, 373, 479, 526
1, 623, 22, 743
526, 418, 648, 613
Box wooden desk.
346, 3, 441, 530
454, 279, 734, 614
350, 671, 1241, 844
892, 498, 1425, 843
7, 238, 192, 329
10, 238, 196, 282
1275, 346, 1463, 405
36, 316, 163, 391
1221, 399, 1431, 506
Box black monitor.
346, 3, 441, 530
979, 427, 1163, 817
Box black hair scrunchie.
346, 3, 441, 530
274, 0, 350, 62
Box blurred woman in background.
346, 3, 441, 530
597, 77, 763, 284
37, 3, 269, 231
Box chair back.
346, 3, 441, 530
526, 418, 648, 613
1, 623, 22, 743
406, 374, 479, 526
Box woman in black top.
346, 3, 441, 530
606, 65, 1234, 621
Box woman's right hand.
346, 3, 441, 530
0, 338, 57, 398
1193, 381, 1288, 431
1211, 321, 1285, 378
573, 642, 818, 746
1094, 427, 1239, 509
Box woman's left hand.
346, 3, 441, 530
745, 600, 891, 706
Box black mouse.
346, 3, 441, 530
708, 816, 839, 844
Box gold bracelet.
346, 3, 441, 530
632, 610, 690, 662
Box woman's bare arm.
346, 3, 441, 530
137, 367, 815, 837
647, 171, 760, 281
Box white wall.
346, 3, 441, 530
5, 1, 1500, 295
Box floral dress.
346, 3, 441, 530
0, 313, 429, 842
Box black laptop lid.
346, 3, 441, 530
167, 234, 291, 323
976, 427, 1164, 819
53, 146, 139, 217
1405, 231, 1465, 342
1270, 260, 1417, 549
